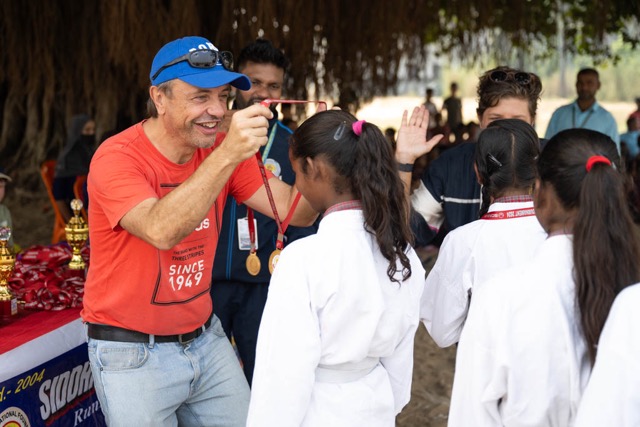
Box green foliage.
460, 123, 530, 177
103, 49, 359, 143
424, 0, 640, 63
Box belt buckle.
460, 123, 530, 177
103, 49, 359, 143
178, 333, 195, 345
178, 324, 206, 345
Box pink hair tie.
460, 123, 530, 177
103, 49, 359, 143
352, 120, 366, 136
585, 155, 611, 172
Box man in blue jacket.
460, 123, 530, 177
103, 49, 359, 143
211, 39, 318, 384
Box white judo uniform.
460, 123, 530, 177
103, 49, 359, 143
449, 235, 591, 427
421, 200, 547, 347
247, 209, 426, 427
575, 283, 640, 427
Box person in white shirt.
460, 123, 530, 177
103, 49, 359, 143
247, 108, 438, 427
421, 119, 547, 348
574, 283, 640, 427
449, 128, 640, 427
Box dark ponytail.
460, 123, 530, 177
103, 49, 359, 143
537, 129, 640, 365
474, 119, 540, 217
290, 110, 413, 282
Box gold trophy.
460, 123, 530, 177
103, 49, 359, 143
0, 226, 18, 319
65, 199, 88, 271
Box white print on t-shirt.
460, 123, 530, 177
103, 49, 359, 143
168, 260, 205, 291
195, 218, 210, 231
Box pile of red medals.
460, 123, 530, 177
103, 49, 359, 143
7, 243, 89, 311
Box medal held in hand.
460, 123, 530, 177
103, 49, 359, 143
245, 209, 261, 276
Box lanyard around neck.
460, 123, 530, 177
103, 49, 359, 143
572, 104, 595, 129
262, 124, 278, 160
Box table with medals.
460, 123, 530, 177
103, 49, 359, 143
0, 202, 106, 426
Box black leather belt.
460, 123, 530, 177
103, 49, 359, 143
87, 317, 212, 345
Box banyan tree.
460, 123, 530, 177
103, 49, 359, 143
1, 0, 639, 187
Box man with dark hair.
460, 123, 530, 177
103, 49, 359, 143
404, 66, 543, 244
545, 68, 619, 149
211, 39, 318, 385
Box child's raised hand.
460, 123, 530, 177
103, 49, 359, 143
395, 105, 444, 164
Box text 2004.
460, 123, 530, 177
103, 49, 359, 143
15, 368, 45, 393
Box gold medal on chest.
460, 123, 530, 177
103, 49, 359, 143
246, 252, 261, 276
268, 249, 282, 274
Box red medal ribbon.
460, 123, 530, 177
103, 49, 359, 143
251, 98, 324, 252
275, 191, 302, 250
9, 243, 88, 311
246, 188, 302, 251
259, 99, 327, 110
254, 152, 286, 234
481, 207, 536, 220
254, 103, 308, 251
247, 207, 257, 254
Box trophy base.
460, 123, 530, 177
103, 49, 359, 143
65, 267, 86, 279
0, 297, 18, 320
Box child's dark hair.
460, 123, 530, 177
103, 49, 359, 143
475, 119, 540, 217
538, 128, 640, 365
290, 110, 413, 283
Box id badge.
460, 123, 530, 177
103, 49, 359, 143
238, 217, 258, 250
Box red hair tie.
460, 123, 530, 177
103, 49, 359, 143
352, 120, 366, 136
585, 155, 612, 172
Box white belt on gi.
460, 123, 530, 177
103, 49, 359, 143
314, 357, 381, 383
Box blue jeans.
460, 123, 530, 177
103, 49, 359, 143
87, 315, 250, 426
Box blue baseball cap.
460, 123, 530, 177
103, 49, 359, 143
150, 36, 251, 90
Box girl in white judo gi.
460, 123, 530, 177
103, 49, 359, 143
247, 110, 431, 427
421, 119, 547, 348
575, 283, 640, 426
449, 129, 640, 426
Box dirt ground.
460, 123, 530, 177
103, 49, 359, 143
6, 187, 457, 426
397, 326, 456, 426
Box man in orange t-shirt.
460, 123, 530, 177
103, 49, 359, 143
82, 36, 318, 425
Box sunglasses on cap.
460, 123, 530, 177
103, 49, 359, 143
152, 49, 234, 81
489, 70, 533, 85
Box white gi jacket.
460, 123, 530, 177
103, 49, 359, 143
421, 201, 547, 347
247, 210, 425, 427
449, 235, 591, 427
575, 283, 640, 427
